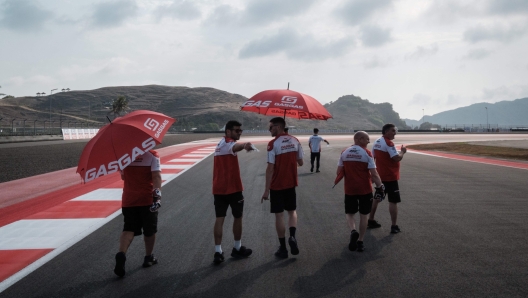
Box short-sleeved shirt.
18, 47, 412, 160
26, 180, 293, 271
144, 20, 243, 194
122, 150, 161, 207
373, 137, 400, 181
267, 134, 304, 190
338, 145, 376, 196
213, 137, 243, 195
308, 135, 325, 152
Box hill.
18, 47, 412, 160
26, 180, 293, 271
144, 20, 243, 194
404, 98, 528, 127
0, 85, 408, 131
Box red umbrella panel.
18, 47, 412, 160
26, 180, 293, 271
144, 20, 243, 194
333, 169, 344, 188
240, 89, 332, 120
76, 110, 175, 183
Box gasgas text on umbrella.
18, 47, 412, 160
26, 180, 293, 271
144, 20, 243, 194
84, 137, 156, 182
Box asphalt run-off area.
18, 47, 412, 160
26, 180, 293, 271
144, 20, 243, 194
1, 133, 527, 298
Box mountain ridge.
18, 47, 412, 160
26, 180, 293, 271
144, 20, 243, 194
1, 85, 408, 131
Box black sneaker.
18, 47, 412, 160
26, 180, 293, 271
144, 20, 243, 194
213, 252, 224, 264
316, 169, 320, 173
142, 254, 158, 268
357, 241, 365, 252
349, 230, 359, 251
288, 237, 299, 255
231, 246, 253, 258
368, 219, 382, 229
310, 166, 314, 172
114, 252, 126, 277
391, 225, 401, 234
274, 246, 288, 258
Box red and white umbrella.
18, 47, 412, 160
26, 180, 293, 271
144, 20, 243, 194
77, 110, 175, 183
241, 89, 332, 120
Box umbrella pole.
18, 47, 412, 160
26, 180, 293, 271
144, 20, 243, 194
287, 82, 289, 90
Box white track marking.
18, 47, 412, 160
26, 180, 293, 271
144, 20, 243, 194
0, 219, 103, 249
71, 189, 122, 201
168, 158, 201, 162
161, 164, 192, 169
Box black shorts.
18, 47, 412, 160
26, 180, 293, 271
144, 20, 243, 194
383, 180, 401, 203
270, 187, 296, 213
214, 191, 244, 218
122, 206, 158, 237
345, 193, 373, 215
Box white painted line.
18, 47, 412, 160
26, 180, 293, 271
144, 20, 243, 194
169, 158, 201, 162
182, 154, 210, 158
189, 152, 210, 155
161, 164, 191, 169
71, 189, 122, 201
408, 150, 528, 171
0, 219, 103, 249
0, 210, 122, 293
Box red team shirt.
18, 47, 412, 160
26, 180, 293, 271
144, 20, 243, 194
267, 134, 304, 190
338, 145, 376, 195
213, 137, 243, 195
372, 137, 400, 181
122, 150, 161, 207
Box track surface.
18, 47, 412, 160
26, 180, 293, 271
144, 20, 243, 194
1, 133, 528, 297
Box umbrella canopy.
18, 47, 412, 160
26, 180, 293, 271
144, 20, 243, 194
240, 89, 332, 120
77, 110, 175, 183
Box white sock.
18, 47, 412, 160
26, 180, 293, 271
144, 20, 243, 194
234, 240, 241, 250
215, 245, 222, 253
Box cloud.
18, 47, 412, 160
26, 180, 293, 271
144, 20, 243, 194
409, 93, 433, 106
334, 0, 393, 26
242, 0, 318, 26
154, 0, 201, 21
481, 84, 528, 101
97, 57, 137, 75
487, 0, 528, 15
360, 25, 392, 47
423, 1, 478, 24
0, 0, 53, 32
463, 23, 528, 43
204, 0, 318, 27
91, 0, 138, 28
238, 28, 355, 61
363, 56, 390, 69
462, 48, 492, 60
203, 4, 240, 26
405, 43, 439, 60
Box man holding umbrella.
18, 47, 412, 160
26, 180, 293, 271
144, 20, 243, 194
114, 150, 162, 277
212, 120, 254, 264
262, 117, 304, 258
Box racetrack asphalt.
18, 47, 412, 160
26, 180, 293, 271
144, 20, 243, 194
1, 134, 528, 297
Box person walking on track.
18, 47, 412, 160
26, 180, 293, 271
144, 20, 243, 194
308, 128, 330, 173
369, 123, 407, 234
114, 150, 162, 277
212, 120, 254, 264
262, 117, 304, 258
337, 131, 384, 252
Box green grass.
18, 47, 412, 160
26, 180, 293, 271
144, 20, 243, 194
407, 142, 528, 161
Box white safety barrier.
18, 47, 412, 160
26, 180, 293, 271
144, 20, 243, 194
62, 129, 99, 140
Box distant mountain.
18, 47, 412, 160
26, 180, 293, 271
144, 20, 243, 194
0, 85, 409, 131
404, 98, 528, 127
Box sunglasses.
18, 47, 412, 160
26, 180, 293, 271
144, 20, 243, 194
231, 129, 243, 133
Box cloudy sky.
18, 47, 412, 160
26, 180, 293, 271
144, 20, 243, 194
1, 0, 527, 120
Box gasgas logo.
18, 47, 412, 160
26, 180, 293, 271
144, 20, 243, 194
242, 96, 304, 109
144, 118, 170, 138
274, 96, 303, 109
84, 137, 156, 182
